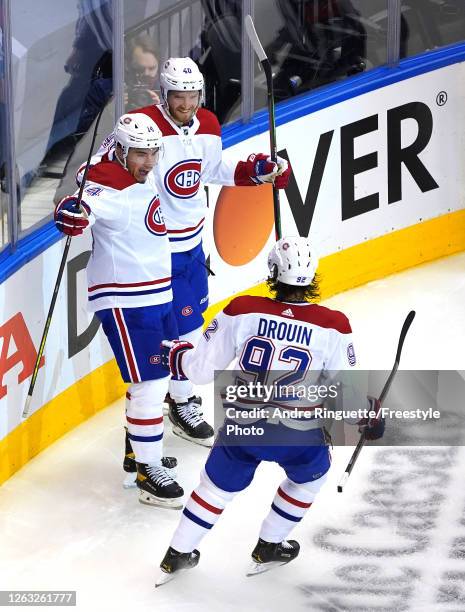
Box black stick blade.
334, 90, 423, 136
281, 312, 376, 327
396, 310, 416, 364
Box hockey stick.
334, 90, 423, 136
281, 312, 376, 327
337, 310, 416, 492
22, 107, 105, 419
245, 14, 282, 240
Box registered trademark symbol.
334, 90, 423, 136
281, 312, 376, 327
436, 91, 448, 106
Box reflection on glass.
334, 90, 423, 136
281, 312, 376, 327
401, 0, 465, 58
124, 33, 160, 112
0, 0, 8, 247
253, 0, 389, 110
196, 0, 242, 124
124, 0, 242, 125
10, 0, 112, 235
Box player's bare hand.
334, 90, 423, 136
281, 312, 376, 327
147, 90, 161, 105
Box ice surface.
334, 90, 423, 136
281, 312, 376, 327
1, 253, 465, 611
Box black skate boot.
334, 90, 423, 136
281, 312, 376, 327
163, 392, 171, 416
155, 547, 200, 587
168, 396, 214, 447
247, 538, 300, 576
136, 462, 183, 508
123, 428, 178, 488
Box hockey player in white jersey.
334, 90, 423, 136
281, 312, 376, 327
79, 57, 292, 454
54, 113, 184, 508
155, 237, 385, 582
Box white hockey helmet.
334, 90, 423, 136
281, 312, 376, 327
159, 57, 204, 107
114, 113, 162, 167
268, 237, 319, 286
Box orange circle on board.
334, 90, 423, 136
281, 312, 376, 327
213, 184, 274, 266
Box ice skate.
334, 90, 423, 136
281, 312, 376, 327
136, 462, 183, 508
168, 396, 214, 447
155, 547, 200, 587
163, 392, 171, 416
123, 428, 177, 488
247, 538, 300, 576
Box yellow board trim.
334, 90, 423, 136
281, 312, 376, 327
0, 359, 126, 484
1, 209, 464, 484
203, 209, 465, 322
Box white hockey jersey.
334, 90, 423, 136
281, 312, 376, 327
181, 295, 358, 429
78, 159, 172, 312
89, 105, 249, 253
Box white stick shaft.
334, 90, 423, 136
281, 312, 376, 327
22, 395, 32, 419
337, 472, 349, 493
245, 15, 267, 62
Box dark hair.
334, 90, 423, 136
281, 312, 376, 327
127, 33, 159, 60
266, 274, 321, 303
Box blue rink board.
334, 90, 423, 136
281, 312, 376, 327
1, 41, 465, 285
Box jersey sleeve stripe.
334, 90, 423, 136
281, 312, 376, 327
88, 276, 172, 291
166, 218, 205, 234
168, 225, 203, 242
88, 285, 172, 301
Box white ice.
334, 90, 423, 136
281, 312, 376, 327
1, 252, 465, 611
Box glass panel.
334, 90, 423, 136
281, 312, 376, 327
0, 0, 10, 248
253, 0, 389, 110
401, 0, 465, 58
10, 0, 113, 235
194, 0, 242, 124
123, 0, 242, 125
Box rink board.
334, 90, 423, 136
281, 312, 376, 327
1, 58, 465, 484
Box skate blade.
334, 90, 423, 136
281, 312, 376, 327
155, 550, 200, 587
138, 491, 183, 509
246, 560, 289, 577
171, 427, 213, 448
123, 472, 137, 489
155, 570, 175, 587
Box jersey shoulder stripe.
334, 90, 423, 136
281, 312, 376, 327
223, 295, 352, 334
196, 108, 221, 137
130, 104, 178, 136
87, 161, 136, 191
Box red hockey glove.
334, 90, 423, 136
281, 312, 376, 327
54, 196, 90, 236
234, 153, 291, 187
160, 340, 194, 380
358, 396, 385, 440
274, 158, 291, 189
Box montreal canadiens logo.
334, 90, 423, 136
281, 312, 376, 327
347, 343, 356, 366
182, 306, 193, 317
150, 355, 161, 364
145, 196, 166, 236
164, 159, 201, 199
